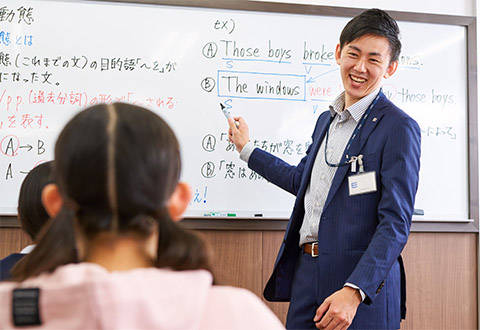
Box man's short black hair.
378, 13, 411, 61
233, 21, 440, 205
340, 8, 401, 63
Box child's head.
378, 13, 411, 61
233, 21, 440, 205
43, 103, 192, 259
14, 103, 209, 281
46, 103, 188, 234
18, 161, 54, 241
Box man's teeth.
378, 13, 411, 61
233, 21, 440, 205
350, 75, 366, 83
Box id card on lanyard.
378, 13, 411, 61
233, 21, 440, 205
325, 91, 380, 196
347, 155, 377, 196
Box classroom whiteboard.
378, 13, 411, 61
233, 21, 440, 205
0, 0, 470, 221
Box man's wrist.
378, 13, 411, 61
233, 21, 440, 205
239, 141, 255, 162
344, 283, 365, 303
343, 286, 362, 305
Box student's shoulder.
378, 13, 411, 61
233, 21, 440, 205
209, 285, 259, 302
0, 253, 24, 281
203, 285, 285, 329
0, 253, 24, 265
0, 275, 22, 327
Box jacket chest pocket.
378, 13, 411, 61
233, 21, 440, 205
358, 152, 381, 173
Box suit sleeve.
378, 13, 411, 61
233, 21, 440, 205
247, 112, 327, 196
346, 117, 421, 304
248, 146, 309, 196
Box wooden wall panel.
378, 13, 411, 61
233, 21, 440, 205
198, 231, 477, 329
0, 228, 30, 259
197, 230, 263, 295
0, 227, 477, 329
400, 233, 477, 330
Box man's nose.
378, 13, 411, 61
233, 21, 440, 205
353, 58, 367, 72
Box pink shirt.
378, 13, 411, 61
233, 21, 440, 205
0, 263, 284, 330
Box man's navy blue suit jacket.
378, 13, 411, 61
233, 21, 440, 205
249, 92, 421, 329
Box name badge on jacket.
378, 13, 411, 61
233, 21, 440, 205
348, 171, 377, 196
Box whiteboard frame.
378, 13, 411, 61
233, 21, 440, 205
0, 0, 477, 232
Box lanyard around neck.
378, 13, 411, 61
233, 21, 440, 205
324, 91, 381, 168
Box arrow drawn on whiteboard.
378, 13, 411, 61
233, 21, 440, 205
306, 67, 339, 83
304, 65, 312, 74
19, 144, 33, 151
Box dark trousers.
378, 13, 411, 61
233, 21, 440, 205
285, 251, 397, 330
286, 252, 319, 330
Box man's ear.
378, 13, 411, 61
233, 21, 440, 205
42, 184, 63, 218
335, 43, 342, 64
384, 60, 398, 79
167, 182, 192, 222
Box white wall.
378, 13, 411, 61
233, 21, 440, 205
254, 0, 475, 16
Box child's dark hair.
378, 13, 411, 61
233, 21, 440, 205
340, 8, 401, 62
12, 103, 211, 281
17, 161, 54, 241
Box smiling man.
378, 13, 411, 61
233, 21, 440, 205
227, 9, 421, 330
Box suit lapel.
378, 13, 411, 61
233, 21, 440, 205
322, 93, 387, 212
299, 114, 331, 193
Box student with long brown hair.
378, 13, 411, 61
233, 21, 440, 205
0, 161, 54, 281
0, 103, 283, 329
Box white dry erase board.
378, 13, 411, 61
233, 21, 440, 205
0, 0, 472, 221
